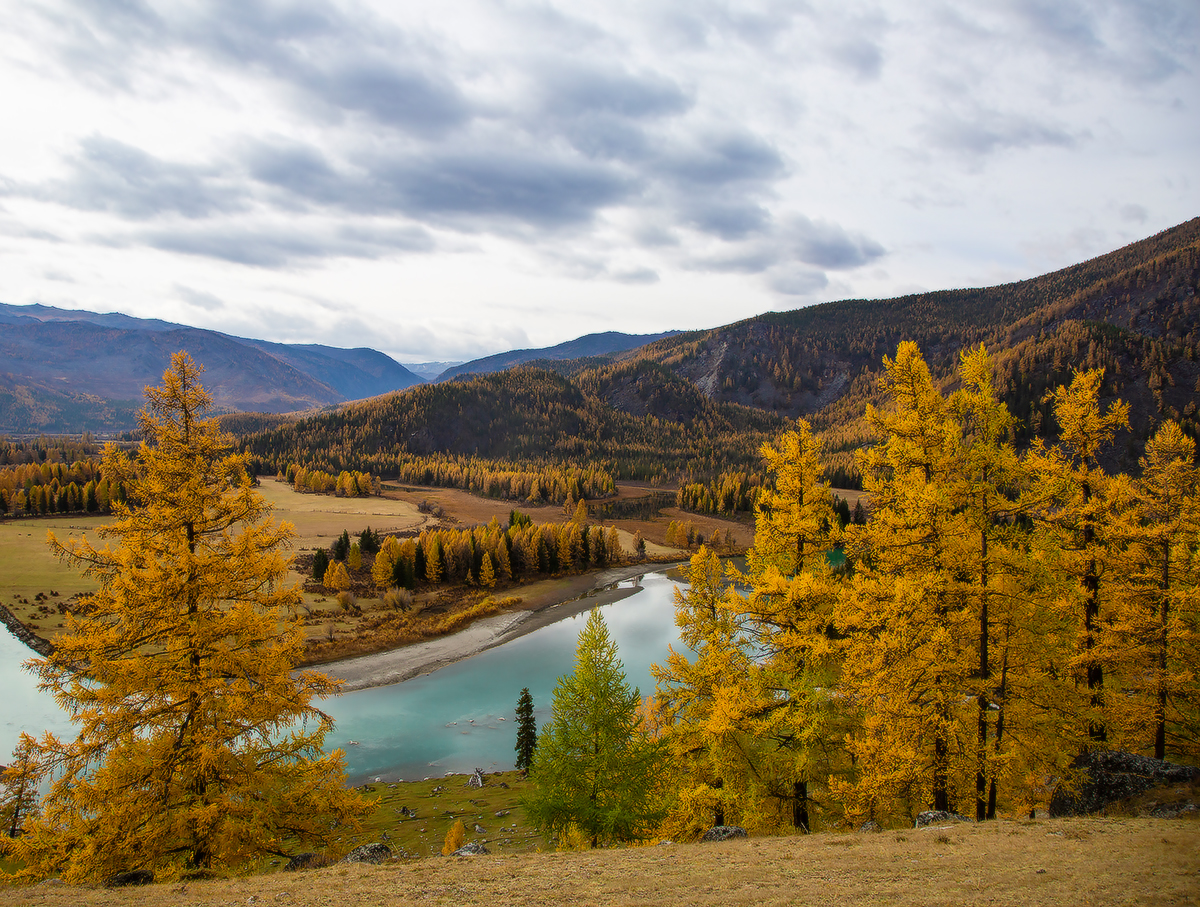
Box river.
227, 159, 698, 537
0, 570, 685, 782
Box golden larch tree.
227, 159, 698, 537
6, 353, 368, 883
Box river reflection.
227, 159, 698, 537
323, 570, 684, 784
0, 570, 685, 782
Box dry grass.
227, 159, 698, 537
4, 817, 1196, 906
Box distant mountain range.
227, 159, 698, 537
0, 304, 423, 433
4, 217, 1198, 456
434, 331, 680, 382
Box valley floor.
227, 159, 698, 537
314, 563, 681, 690
6, 817, 1196, 906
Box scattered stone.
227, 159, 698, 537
700, 825, 748, 842
103, 869, 155, 888
342, 842, 393, 864
915, 811, 972, 828
499, 782, 510, 789
452, 842, 490, 856
859, 820, 882, 833
474, 824, 486, 834
1049, 751, 1200, 817
495, 809, 511, 818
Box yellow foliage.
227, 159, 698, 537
6, 352, 369, 883
442, 819, 466, 855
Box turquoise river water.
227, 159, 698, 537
1, 570, 685, 784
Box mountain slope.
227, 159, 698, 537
0, 303, 423, 432
435, 331, 680, 382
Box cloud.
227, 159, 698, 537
923, 110, 1080, 158
133, 221, 434, 267
39, 137, 246, 220
175, 285, 226, 311
787, 216, 886, 270
768, 267, 830, 297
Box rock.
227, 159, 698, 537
468, 768, 486, 789
342, 842, 393, 864
1048, 751, 1200, 817
494, 809, 511, 818
915, 811, 972, 828
452, 842, 490, 856
103, 869, 155, 888
700, 825, 748, 842
858, 820, 882, 833
284, 853, 327, 872
474, 824, 486, 834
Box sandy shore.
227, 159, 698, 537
315, 563, 684, 691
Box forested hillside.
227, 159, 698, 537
239, 219, 1199, 499
612, 218, 1200, 468
242, 367, 785, 500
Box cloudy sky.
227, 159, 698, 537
1, 1, 1196, 364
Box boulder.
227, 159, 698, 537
474, 824, 486, 834
284, 853, 328, 872
452, 842, 490, 856
1049, 751, 1200, 817
858, 820, 882, 833
915, 811, 972, 828
103, 870, 154, 888
700, 825, 748, 842
342, 842, 393, 864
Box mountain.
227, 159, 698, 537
0, 303, 423, 433
435, 331, 681, 382
242, 219, 1200, 485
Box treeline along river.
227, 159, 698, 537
1, 571, 685, 783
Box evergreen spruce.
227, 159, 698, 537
514, 688, 537, 772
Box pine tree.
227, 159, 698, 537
514, 688, 537, 772
524, 609, 667, 847
5, 353, 368, 883
312, 547, 330, 581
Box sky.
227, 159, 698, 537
0, 1, 1196, 365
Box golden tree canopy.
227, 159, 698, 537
5, 352, 367, 883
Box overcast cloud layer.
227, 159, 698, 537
1, 0, 1196, 362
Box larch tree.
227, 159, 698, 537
1108, 420, 1200, 760
652, 545, 753, 836
0, 734, 44, 840
946, 345, 1030, 820
1025, 369, 1129, 746
5, 353, 368, 883
524, 609, 667, 847
733, 421, 843, 831
837, 342, 973, 821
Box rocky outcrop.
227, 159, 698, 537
700, 825, 747, 842
342, 842, 393, 864
451, 842, 490, 856
1049, 751, 1200, 817
915, 811, 972, 828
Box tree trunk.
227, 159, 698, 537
793, 780, 809, 832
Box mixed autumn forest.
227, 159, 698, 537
0, 221, 1198, 889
